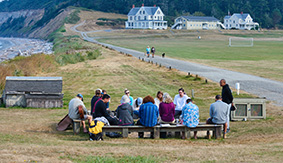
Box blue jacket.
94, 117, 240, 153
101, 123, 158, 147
139, 102, 159, 127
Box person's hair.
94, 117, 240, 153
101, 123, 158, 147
124, 88, 130, 94
95, 90, 101, 96
102, 90, 107, 94
156, 91, 163, 101
143, 95, 155, 104
220, 79, 226, 84
215, 95, 222, 100
178, 88, 184, 92
163, 93, 173, 103
121, 95, 130, 104
102, 94, 111, 100
186, 98, 192, 103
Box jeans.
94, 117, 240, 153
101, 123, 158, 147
227, 104, 231, 129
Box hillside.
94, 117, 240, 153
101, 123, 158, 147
0, 0, 283, 38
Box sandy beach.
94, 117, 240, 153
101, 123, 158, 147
0, 37, 53, 62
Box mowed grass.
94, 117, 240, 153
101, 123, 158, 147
0, 46, 282, 162
96, 30, 283, 82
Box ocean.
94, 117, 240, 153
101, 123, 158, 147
0, 38, 12, 51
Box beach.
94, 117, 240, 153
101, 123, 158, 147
0, 37, 53, 62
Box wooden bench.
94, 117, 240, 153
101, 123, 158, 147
72, 119, 82, 135
102, 124, 223, 139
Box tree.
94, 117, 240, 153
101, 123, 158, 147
272, 8, 282, 26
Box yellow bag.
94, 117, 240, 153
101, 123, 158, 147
89, 120, 104, 135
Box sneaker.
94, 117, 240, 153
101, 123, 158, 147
226, 128, 230, 134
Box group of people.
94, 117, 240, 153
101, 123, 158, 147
146, 46, 155, 58
68, 79, 233, 139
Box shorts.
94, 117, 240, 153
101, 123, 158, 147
146, 51, 150, 54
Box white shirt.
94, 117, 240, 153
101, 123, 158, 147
154, 98, 161, 108
174, 94, 189, 111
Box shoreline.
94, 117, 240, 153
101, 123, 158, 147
0, 37, 53, 62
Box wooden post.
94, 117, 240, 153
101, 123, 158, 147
122, 128, 129, 138
153, 127, 160, 139
191, 89, 194, 99
142, 58, 144, 61
205, 79, 208, 83
169, 66, 171, 70
188, 72, 190, 76
159, 63, 161, 67
184, 127, 191, 139
73, 120, 81, 135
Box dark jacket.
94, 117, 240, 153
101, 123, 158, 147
116, 103, 134, 125
93, 100, 109, 118
91, 96, 100, 114
222, 84, 233, 104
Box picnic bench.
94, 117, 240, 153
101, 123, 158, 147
102, 124, 223, 139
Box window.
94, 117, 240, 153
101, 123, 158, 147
143, 11, 145, 14
226, 24, 228, 27
128, 23, 131, 26
157, 11, 160, 14
144, 16, 146, 20
184, 24, 185, 27
233, 20, 235, 23
130, 16, 132, 21
140, 11, 142, 14
138, 16, 140, 20
226, 20, 228, 22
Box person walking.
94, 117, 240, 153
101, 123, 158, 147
146, 46, 151, 58
151, 46, 155, 58
220, 79, 233, 133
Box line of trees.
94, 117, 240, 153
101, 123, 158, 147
0, 0, 283, 29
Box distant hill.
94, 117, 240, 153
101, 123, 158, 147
0, 0, 283, 38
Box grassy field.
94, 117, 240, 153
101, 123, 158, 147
0, 47, 282, 162
94, 30, 283, 82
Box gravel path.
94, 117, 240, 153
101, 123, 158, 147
71, 22, 283, 106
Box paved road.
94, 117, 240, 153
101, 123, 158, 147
71, 23, 283, 106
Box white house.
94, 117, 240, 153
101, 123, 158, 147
125, 4, 167, 30
171, 16, 224, 30
224, 12, 259, 30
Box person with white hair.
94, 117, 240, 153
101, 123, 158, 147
159, 93, 175, 124
116, 95, 134, 126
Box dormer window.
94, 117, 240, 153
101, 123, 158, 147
140, 11, 142, 14
157, 11, 160, 14
143, 11, 145, 14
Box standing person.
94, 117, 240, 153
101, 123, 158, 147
159, 93, 175, 124
137, 95, 159, 138
146, 46, 151, 58
180, 98, 199, 139
173, 88, 190, 120
123, 89, 134, 107
116, 95, 134, 126
206, 95, 229, 138
93, 94, 118, 125
220, 79, 233, 133
154, 91, 163, 108
91, 89, 102, 114
151, 46, 155, 58
68, 94, 92, 133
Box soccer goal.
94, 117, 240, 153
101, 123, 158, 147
229, 37, 254, 47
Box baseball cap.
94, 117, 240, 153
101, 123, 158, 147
77, 93, 84, 101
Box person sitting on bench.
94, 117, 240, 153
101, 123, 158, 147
68, 94, 92, 133
137, 95, 159, 138
93, 94, 118, 125
206, 95, 229, 138
159, 93, 175, 124
180, 98, 199, 139
116, 95, 134, 126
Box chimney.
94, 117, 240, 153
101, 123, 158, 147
154, 4, 156, 7
142, 3, 144, 7
132, 4, 135, 8
241, 11, 243, 15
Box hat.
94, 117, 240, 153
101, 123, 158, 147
136, 97, 143, 106
120, 95, 130, 104
96, 88, 102, 93
77, 93, 83, 101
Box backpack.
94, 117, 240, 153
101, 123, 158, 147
56, 114, 72, 131
89, 120, 105, 141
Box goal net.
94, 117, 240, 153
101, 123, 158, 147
229, 37, 254, 47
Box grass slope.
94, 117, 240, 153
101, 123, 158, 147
0, 46, 282, 162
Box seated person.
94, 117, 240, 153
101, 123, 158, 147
116, 95, 134, 126
180, 98, 199, 139
206, 95, 229, 138
133, 97, 143, 119
91, 89, 102, 114
159, 93, 175, 124
137, 95, 159, 138
93, 94, 118, 125
174, 88, 190, 119
68, 94, 92, 133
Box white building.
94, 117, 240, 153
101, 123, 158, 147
125, 4, 167, 30
224, 13, 259, 30
171, 16, 224, 30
